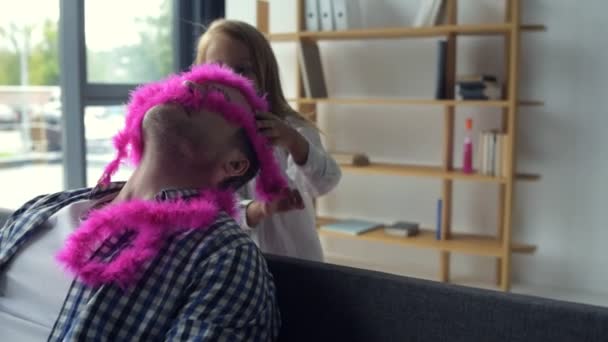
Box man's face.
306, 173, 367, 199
184, 82, 253, 159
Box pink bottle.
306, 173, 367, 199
463, 118, 473, 174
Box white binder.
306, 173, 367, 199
305, 0, 320, 31
319, 0, 335, 31
332, 0, 361, 31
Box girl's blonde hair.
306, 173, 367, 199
195, 19, 305, 121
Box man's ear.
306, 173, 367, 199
223, 150, 250, 177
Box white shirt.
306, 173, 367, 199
0, 199, 98, 341
239, 116, 342, 262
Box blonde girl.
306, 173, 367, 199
195, 19, 341, 261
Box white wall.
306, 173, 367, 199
227, 0, 608, 296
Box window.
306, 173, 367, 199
83, 0, 174, 187
0, 0, 61, 209
85, 105, 134, 187
1, 0, 215, 207
85, 0, 174, 84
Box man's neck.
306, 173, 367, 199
111, 157, 214, 204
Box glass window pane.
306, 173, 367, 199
85, 0, 174, 83
85, 105, 133, 187
0, 1, 62, 209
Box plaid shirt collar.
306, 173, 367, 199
89, 182, 202, 202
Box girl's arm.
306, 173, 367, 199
286, 119, 342, 197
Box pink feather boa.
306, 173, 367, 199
57, 190, 236, 288
99, 63, 287, 202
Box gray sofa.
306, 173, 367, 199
2, 209, 607, 341
265, 254, 608, 342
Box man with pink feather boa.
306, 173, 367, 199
0, 64, 288, 341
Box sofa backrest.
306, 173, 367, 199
265, 254, 608, 342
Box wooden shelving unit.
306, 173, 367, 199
268, 23, 545, 41
338, 163, 540, 183
256, 0, 542, 291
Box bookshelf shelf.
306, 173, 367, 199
268, 24, 545, 41
257, 0, 542, 292
317, 217, 536, 257
288, 97, 543, 107
339, 163, 540, 183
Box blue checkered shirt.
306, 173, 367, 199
0, 182, 280, 341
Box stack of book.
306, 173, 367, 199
319, 219, 382, 236
320, 219, 420, 238
478, 130, 508, 177
456, 75, 502, 100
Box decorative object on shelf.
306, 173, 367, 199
305, 0, 320, 31
384, 221, 420, 237
413, 0, 445, 27
462, 118, 474, 174
320, 218, 382, 236
332, 0, 361, 31
298, 39, 328, 98
331, 152, 370, 166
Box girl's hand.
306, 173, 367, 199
262, 188, 305, 215
256, 112, 310, 165
246, 189, 305, 227
255, 112, 298, 149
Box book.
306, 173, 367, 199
480, 131, 494, 175
457, 74, 498, 83
501, 134, 509, 177
479, 130, 507, 176
435, 40, 447, 99
481, 132, 488, 174
384, 221, 420, 237
489, 132, 497, 176
436, 199, 442, 240
332, 0, 361, 31
413, 0, 433, 26
305, 0, 321, 31
458, 90, 501, 100
458, 83, 502, 100
494, 134, 503, 177
413, 0, 445, 27
457, 80, 500, 90
320, 219, 382, 236
298, 39, 328, 98
428, 0, 446, 25
319, 0, 335, 31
